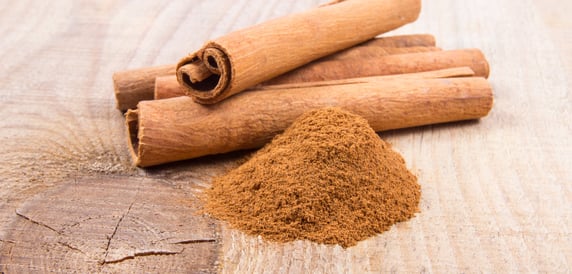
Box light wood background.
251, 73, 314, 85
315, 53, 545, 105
1, 0, 571, 273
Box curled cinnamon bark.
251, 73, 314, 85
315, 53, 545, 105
113, 34, 435, 111
176, 0, 422, 104
128, 72, 493, 167
264, 48, 489, 85
155, 46, 445, 100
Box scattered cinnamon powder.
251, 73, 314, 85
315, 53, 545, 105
205, 107, 420, 248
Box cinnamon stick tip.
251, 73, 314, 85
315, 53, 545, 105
125, 109, 142, 166
474, 76, 495, 117
112, 72, 126, 110
485, 82, 495, 114
176, 62, 221, 95
482, 57, 491, 79
424, 34, 436, 47
472, 48, 491, 79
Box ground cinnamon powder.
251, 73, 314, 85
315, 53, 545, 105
205, 107, 420, 248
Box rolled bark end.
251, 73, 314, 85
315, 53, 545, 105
178, 63, 212, 84
177, 45, 232, 104
179, 64, 221, 91
125, 109, 141, 166
176, 0, 421, 105
475, 49, 491, 78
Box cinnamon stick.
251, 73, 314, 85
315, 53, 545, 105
128, 75, 493, 167
154, 46, 444, 100
113, 34, 435, 111
349, 34, 436, 48
176, 0, 421, 104
264, 48, 489, 85
320, 46, 440, 62
154, 76, 183, 100
258, 67, 477, 90
155, 66, 475, 100
113, 64, 175, 111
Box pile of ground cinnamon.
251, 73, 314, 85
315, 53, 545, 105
205, 107, 420, 248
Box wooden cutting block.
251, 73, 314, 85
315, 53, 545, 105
0, 176, 220, 273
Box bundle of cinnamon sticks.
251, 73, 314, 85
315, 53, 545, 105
114, 0, 494, 167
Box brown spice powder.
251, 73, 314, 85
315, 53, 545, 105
205, 107, 420, 248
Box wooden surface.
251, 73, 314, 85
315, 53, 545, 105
0, 0, 571, 273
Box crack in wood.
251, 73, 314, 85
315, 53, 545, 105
0, 239, 16, 244
12, 210, 97, 262
4, 239, 14, 262
101, 199, 135, 264
57, 241, 88, 256
4, 177, 220, 271
15, 210, 61, 234
173, 239, 217, 244
101, 249, 184, 265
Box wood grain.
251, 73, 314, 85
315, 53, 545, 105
0, 0, 571, 273
0, 177, 219, 273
